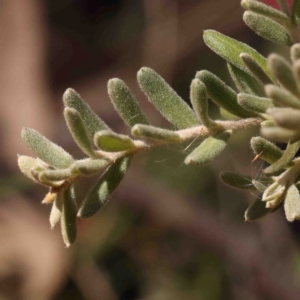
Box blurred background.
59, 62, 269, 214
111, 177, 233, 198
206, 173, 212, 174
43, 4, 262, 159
0, 0, 300, 299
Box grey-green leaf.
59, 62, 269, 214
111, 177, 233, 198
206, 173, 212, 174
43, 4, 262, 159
243, 11, 292, 46
73, 159, 110, 176
21, 128, 74, 169
238, 93, 273, 113
268, 54, 300, 97
63, 88, 110, 139
78, 156, 131, 218
137, 67, 199, 129
264, 141, 300, 175
131, 124, 181, 142
240, 53, 274, 84
108, 78, 148, 127
196, 70, 257, 118
220, 171, 254, 190
94, 130, 136, 152
251, 136, 283, 164
185, 130, 231, 166
284, 184, 300, 222
64, 107, 97, 158
190, 79, 217, 128
265, 84, 300, 109
227, 63, 265, 96
267, 107, 300, 130
203, 30, 270, 77
18, 155, 48, 182
61, 186, 77, 247
241, 0, 290, 25
291, 43, 300, 62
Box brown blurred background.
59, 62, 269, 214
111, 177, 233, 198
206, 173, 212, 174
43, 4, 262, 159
0, 0, 300, 299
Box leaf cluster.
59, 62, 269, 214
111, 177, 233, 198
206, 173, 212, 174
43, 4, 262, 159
18, 0, 300, 246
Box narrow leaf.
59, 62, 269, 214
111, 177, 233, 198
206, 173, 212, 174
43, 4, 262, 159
73, 159, 110, 176
185, 130, 231, 166
190, 79, 217, 128
132, 124, 181, 142
265, 84, 300, 109
108, 78, 148, 127
267, 107, 300, 130
241, 0, 290, 25
63, 88, 110, 139
220, 171, 254, 190
18, 155, 48, 182
240, 53, 274, 84
227, 63, 265, 96
251, 136, 283, 164
261, 126, 300, 143
49, 192, 62, 229
238, 93, 274, 113
196, 71, 257, 118
137, 67, 199, 129
21, 128, 74, 169
243, 11, 292, 46
203, 30, 270, 77
94, 130, 136, 152
268, 54, 300, 97
245, 198, 272, 221
39, 168, 76, 182
61, 186, 77, 247
264, 141, 300, 175
78, 156, 131, 218
64, 107, 96, 158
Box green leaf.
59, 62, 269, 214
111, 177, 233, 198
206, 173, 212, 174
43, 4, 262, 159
107, 78, 148, 127
21, 128, 74, 169
268, 54, 300, 97
291, 43, 300, 62
241, 0, 290, 25
264, 141, 300, 175
251, 136, 283, 164
245, 198, 272, 221
39, 168, 76, 182
267, 107, 300, 130
261, 126, 300, 143
131, 124, 181, 142
196, 71, 257, 118
18, 155, 48, 183
63, 88, 110, 139
137, 67, 199, 129
78, 156, 131, 218
190, 79, 217, 128
240, 53, 274, 84
284, 184, 300, 222
227, 63, 264, 96
73, 159, 110, 176
49, 192, 63, 229
203, 30, 270, 77
61, 186, 77, 247
237, 93, 273, 113
64, 107, 96, 158
292, 0, 300, 25
94, 130, 136, 152
265, 85, 300, 109
220, 171, 254, 190
185, 130, 231, 166
243, 11, 292, 46
219, 108, 240, 120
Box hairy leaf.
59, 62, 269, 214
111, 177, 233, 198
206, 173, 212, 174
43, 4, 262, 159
108, 78, 148, 127
267, 107, 300, 130
245, 198, 272, 221
284, 184, 300, 222
137, 67, 199, 129
220, 171, 254, 190
21, 128, 74, 169
243, 12, 292, 46
238, 93, 273, 113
